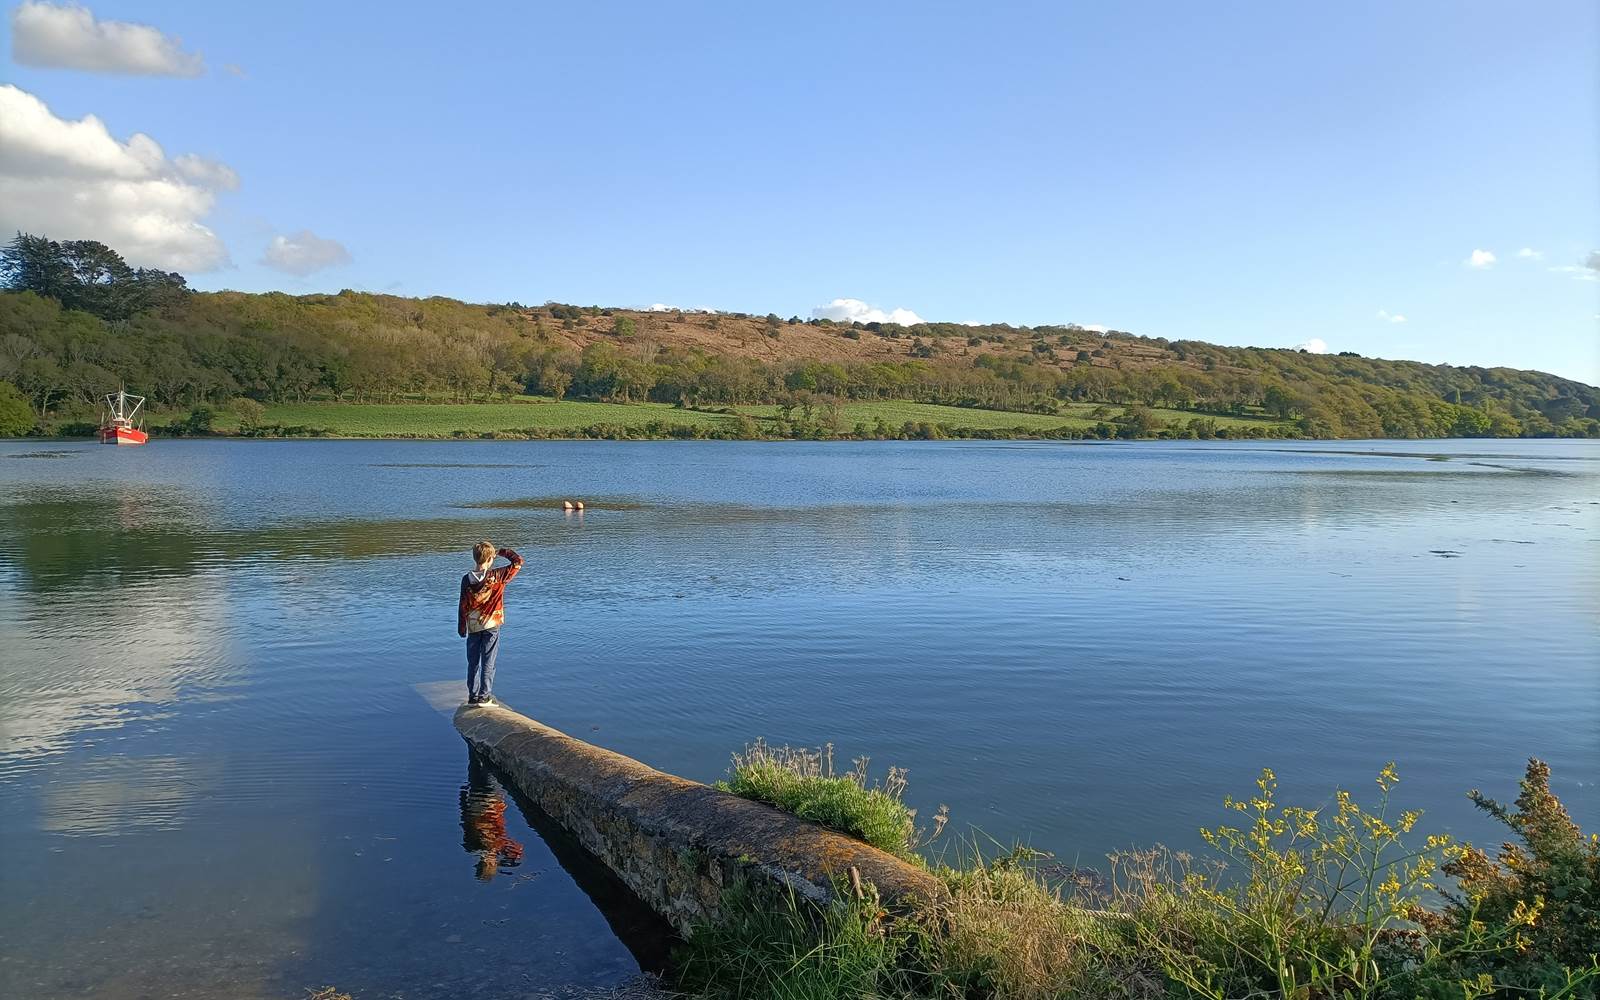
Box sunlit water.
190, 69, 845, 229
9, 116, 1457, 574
2, 439, 1596, 997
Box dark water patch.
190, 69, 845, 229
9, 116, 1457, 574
1465, 462, 1572, 477
1241, 446, 1599, 463
5, 450, 78, 459
1283, 467, 1555, 480
1429, 550, 1463, 558
370, 462, 545, 469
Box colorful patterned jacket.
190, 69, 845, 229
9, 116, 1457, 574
458, 548, 522, 636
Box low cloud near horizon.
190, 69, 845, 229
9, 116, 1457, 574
1466, 248, 1496, 269
1376, 309, 1406, 324
11, 1, 204, 76
1295, 338, 1329, 354
811, 297, 925, 326
0, 84, 233, 271
261, 230, 352, 276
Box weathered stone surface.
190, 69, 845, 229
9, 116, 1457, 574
454, 703, 947, 935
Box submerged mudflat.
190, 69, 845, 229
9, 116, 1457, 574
0, 438, 1595, 997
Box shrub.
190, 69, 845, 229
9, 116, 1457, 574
161, 406, 215, 437
1115, 765, 1588, 1000
0, 380, 36, 436
716, 740, 944, 860
1436, 758, 1600, 990
228, 397, 266, 431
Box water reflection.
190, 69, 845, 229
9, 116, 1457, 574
41, 755, 220, 836
465, 750, 677, 974
459, 753, 525, 881
0, 487, 538, 591
0, 571, 238, 766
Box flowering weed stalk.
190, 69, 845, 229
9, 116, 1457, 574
1118, 764, 1563, 1000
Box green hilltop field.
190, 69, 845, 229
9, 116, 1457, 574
225, 396, 1288, 439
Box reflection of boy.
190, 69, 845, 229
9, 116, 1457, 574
459, 758, 524, 881
458, 541, 522, 706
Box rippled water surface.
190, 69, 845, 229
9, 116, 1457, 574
2, 439, 1597, 997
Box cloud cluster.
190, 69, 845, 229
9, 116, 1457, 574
1548, 251, 1600, 283
1470, 246, 1600, 282
1376, 309, 1406, 324
11, 1, 204, 76
811, 297, 925, 326
1295, 338, 1329, 354
261, 230, 352, 276
0, 84, 232, 271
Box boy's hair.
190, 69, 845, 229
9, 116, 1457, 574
472, 541, 495, 565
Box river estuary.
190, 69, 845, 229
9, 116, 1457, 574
1, 438, 1595, 997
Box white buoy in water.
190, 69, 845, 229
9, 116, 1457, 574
562, 500, 574, 510
574, 501, 585, 511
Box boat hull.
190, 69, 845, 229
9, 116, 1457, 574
100, 425, 149, 446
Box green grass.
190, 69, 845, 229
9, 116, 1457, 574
715, 741, 932, 860
738, 399, 1277, 432
223, 396, 1286, 438
234, 397, 736, 436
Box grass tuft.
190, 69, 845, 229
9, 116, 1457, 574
715, 740, 945, 860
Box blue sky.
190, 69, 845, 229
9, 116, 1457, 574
2, 1, 1596, 382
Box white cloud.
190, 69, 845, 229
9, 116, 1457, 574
1082, 323, 1110, 334
0, 84, 231, 271
1516, 247, 1543, 260
11, 1, 204, 76
1466, 248, 1496, 269
811, 297, 925, 326
173, 153, 239, 191
643, 303, 717, 313
1295, 338, 1329, 354
1376, 309, 1407, 324
261, 230, 352, 276
1548, 251, 1600, 282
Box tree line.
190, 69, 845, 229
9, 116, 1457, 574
2, 233, 1596, 439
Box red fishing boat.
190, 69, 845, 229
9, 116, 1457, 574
100, 388, 149, 446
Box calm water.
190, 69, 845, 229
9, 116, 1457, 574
2, 439, 1597, 997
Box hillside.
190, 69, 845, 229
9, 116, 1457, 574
2, 235, 1596, 440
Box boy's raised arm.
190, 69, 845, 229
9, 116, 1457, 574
497, 547, 523, 583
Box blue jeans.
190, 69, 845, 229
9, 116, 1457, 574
466, 628, 499, 701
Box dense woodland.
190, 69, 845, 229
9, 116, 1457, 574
2, 234, 1597, 439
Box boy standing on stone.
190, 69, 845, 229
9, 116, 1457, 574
458, 541, 523, 706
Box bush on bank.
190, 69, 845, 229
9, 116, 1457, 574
691, 755, 1600, 1000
